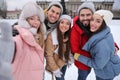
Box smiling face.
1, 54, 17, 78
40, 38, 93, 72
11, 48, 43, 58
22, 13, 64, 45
79, 9, 93, 27
59, 19, 71, 34
90, 14, 103, 32
47, 6, 61, 23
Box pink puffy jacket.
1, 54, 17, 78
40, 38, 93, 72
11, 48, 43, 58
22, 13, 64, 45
12, 27, 44, 80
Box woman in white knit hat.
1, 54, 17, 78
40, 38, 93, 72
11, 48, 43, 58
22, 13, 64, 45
74, 10, 120, 80
12, 2, 46, 80
45, 14, 74, 80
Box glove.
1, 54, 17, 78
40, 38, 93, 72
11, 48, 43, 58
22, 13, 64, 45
67, 61, 73, 68
74, 53, 80, 60
53, 69, 62, 78
68, 53, 74, 68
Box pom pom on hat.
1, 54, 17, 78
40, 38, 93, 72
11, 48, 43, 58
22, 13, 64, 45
77, 2, 95, 15
47, 1, 63, 14
59, 15, 72, 24
95, 10, 113, 25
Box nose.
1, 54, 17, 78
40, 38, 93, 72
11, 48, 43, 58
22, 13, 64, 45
84, 15, 87, 20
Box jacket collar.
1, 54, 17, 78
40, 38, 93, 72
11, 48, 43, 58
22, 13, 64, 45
83, 27, 110, 51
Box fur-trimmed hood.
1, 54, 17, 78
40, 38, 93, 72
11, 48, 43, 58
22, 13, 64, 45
18, 1, 47, 39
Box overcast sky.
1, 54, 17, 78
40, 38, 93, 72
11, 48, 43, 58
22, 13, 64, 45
6, 0, 113, 10
6, 0, 69, 10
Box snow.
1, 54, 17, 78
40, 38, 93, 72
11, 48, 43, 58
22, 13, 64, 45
1, 19, 120, 80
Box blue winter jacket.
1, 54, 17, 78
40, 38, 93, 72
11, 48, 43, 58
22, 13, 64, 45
78, 27, 120, 79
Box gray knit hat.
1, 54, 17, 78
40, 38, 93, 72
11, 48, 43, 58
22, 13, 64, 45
47, 1, 63, 14
77, 2, 95, 15
59, 15, 72, 24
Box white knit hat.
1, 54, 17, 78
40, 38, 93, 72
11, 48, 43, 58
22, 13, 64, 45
77, 2, 95, 15
95, 10, 113, 25
59, 15, 72, 24
47, 1, 63, 14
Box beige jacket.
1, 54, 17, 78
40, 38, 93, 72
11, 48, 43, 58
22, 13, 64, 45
45, 29, 67, 72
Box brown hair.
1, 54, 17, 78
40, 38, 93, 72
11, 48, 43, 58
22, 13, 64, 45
57, 22, 71, 62
37, 23, 44, 48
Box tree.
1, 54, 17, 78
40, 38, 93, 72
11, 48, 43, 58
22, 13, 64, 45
61, 0, 67, 14
0, 0, 7, 19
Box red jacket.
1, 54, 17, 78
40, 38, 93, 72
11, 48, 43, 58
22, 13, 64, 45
70, 16, 91, 70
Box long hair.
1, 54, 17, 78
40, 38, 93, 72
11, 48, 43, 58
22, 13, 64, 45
37, 23, 45, 48
57, 22, 71, 62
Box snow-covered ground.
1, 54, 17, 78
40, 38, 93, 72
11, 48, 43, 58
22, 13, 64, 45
1, 19, 120, 80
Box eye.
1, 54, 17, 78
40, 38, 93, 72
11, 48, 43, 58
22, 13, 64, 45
96, 19, 102, 23
80, 14, 85, 17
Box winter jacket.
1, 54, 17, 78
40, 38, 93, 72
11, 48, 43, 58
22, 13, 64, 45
12, 27, 44, 80
70, 16, 91, 70
45, 29, 73, 72
78, 27, 120, 79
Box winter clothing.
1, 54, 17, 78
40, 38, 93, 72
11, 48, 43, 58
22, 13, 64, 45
45, 29, 73, 79
77, 2, 95, 15
77, 27, 120, 79
78, 69, 91, 80
18, 1, 47, 39
55, 65, 67, 80
95, 10, 113, 25
12, 27, 44, 80
47, 1, 63, 14
70, 16, 91, 70
44, 19, 58, 33
12, 2, 45, 80
0, 22, 14, 80
59, 15, 72, 23
45, 29, 67, 71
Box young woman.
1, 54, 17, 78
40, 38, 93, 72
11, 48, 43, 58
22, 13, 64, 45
74, 10, 120, 80
12, 2, 46, 80
45, 15, 74, 80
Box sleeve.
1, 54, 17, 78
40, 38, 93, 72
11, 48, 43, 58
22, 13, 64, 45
70, 27, 81, 54
78, 41, 111, 69
45, 34, 59, 72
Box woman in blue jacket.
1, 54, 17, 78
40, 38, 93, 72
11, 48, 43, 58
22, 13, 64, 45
74, 10, 120, 80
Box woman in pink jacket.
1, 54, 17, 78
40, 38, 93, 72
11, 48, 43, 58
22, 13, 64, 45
12, 2, 46, 80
